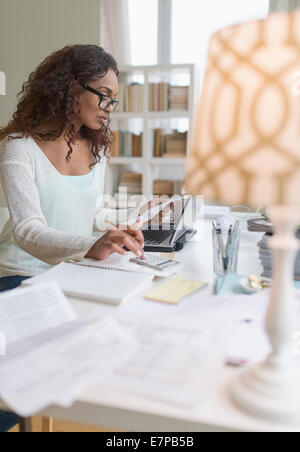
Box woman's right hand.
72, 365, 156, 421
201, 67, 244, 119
85, 223, 145, 261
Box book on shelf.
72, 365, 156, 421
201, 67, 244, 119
129, 82, 144, 112
153, 180, 174, 197
153, 180, 185, 196
112, 130, 143, 158
159, 82, 170, 111
149, 83, 167, 111
120, 172, 143, 195
149, 83, 188, 112
170, 86, 189, 110
154, 128, 165, 158
164, 131, 187, 157
117, 83, 125, 112
116, 82, 144, 113
153, 129, 187, 158
149, 82, 169, 112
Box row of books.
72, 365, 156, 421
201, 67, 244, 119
111, 130, 143, 157
119, 172, 143, 195
153, 180, 184, 196
115, 83, 189, 112
149, 84, 189, 111
118, 82, 144, 112
154, 129, 187, 158
119, 172, 184, 197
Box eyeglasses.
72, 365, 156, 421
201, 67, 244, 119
85, 86, 119, 111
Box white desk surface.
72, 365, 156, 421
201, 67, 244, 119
1, 221, 299, 432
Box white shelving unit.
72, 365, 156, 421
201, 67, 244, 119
105, 64, 196, 199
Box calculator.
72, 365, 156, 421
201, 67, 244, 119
129, 254, 179, 271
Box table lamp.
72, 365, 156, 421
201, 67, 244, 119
186, 10, 300, 423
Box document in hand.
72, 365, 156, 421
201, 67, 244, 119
125, 197, 175, 226
23, 262, 154, 305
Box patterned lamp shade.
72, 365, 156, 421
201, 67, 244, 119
186, 11, 300, 208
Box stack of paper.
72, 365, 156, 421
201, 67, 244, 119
247, 218, 273, 233
4, 281, 298, 417
258, 232, 300, 280
0, 282, 233, 416
0, 283, 136, 416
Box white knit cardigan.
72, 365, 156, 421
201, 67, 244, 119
0, 135, 107, 277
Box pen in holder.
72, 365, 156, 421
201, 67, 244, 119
212, 219, 240, 293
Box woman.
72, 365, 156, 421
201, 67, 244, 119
0, 44, 144, 431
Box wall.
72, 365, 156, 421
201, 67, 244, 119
0, 0, 101, 126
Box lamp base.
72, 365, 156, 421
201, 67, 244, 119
231, 359, 300, 424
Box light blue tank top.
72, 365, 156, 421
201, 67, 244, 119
63, 166, 95, 190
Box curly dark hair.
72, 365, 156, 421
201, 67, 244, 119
0, 45, 119, 164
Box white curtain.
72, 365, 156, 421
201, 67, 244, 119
101, 0, 131, 66
270, 0, 300, 11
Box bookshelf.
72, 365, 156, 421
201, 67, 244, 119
105, 64, 196, 200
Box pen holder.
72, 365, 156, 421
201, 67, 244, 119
212, 224, 240, 293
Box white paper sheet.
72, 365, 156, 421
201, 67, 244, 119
104, 313, 232, 407
119, 292, 274, 365
0, 302, 232, 415
121, 290, 270, 321
123, 290, 300, 367
3, 283, 300, 417
0, 314, 136, 417
0, 282, 77, 344
227, 319, 271, 365
227, 291, 300, 366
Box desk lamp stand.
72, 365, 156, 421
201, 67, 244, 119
231, 205, 300, 423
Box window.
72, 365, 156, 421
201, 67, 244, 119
128, 0, 270, 66
129, 0, 158, 66
171, 0, 270, 64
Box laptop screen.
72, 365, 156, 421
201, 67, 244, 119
170, 195, 192, 245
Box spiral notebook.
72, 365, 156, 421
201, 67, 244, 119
23, 262, 154, 305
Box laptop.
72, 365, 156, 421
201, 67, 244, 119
142, 195, 195, 252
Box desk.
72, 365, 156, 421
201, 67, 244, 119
1, 221, 298, 432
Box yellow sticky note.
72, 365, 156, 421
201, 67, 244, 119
145, 276, 206, 304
